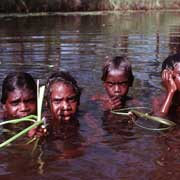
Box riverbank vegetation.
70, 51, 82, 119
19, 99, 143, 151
0, 0, 180, 13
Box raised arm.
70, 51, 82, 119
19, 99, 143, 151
159, 69, 177, 116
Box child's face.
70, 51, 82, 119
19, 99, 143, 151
173, 63, 180, 90
103, 69, 130, 98
49, 82, 78, 122
3, 88, 36, 119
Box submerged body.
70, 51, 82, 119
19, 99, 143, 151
1, 72, 37, 120
92, 56, 137, 111
153, 53, 180, 121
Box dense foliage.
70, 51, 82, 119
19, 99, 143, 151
0, 0, 180, 13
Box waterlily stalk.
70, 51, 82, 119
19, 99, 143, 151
0, 120, 43, 148
111, 107, 151, 116
111, 107, 176, 131
0, 115, 37, 126
0, 80, 45, 148
131, 110, 176, 127
133, 121, 174, 131
37, 84, 45, 122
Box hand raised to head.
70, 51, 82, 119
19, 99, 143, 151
109, 96, 123, 110
162, 69, 177, 93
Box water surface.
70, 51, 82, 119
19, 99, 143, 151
0, 11, 180, 180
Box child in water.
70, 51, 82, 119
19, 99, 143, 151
153, 53, 180, 119
37, 71, 85, 159
92, 56, 134, 110
1, 72, 37, 120
45, 70, 82, 138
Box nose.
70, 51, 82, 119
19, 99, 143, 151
61, 100, 71, 111
20, 102, 27, 111
114, 84, 121, 93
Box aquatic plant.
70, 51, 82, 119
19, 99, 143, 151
0, 80, 45, 148
111, 107, 176, 131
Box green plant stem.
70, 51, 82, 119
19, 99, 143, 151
0, 115, 37, 126
111, 107, 151, 116
37, 86, 45, 122
111, 107, 176, 131
131, 110, 176, 127
0, 82, 45, 149
0, 118, 36, 126
0, 120, 43, 148
133, 120, 174, 131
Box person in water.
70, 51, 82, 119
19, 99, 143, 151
153, 53, 180, 119
1, 72, 37, 120
92, 56, 134, 110
44, 70, 82, 138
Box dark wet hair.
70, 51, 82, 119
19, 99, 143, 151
46, 70, 81, 107
162, 53, 180, 72
101, 56, 134, 86
1, 72, 37, 104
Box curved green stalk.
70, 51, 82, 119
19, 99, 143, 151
111, 107, 151, 116
0, 118, 36, 126
0, 115, 37, 126
133, 120, 174, 131
0, 120, 43, 148
131, 110, 176, 127
0, 80, 46, 149
111, 107, 176, 131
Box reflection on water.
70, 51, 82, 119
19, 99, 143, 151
0, 11, 180, 179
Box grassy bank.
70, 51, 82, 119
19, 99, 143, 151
0, 0, 180, 13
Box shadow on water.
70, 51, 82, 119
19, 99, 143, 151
0, 11, 180, 179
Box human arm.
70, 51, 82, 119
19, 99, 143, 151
159, 69, 177, 116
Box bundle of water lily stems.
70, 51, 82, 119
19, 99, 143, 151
111, 107, 176, 131
0, 80, 45, 148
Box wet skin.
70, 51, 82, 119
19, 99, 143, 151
3, 88, 36, 119
172, 63, 180, 90
103, 69, 130, 109
162, 63, 180, 92
49, 82, 78, 123
159, 62, 180, 116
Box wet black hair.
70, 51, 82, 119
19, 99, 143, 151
1, 72, 37, 104
162, 53, 180, 72
46, 70, 81, 107
101, 56, 134, 86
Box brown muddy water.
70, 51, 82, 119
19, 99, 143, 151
0, 11, 180, 180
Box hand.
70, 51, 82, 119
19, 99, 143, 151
109, 96, 123, 110
162, 69, 177, 93
28, 125, 47, 138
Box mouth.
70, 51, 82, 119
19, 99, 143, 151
58, 113, 73, 121
18, 112, 31, 117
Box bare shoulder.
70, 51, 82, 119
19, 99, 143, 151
91, 93, 108, 102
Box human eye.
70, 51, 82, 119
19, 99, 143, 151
68, 95, 77, 102
10, 100, 20, 106
52, 98, 62, 104
120, 81, 129, 86
106, 81, 114, 87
